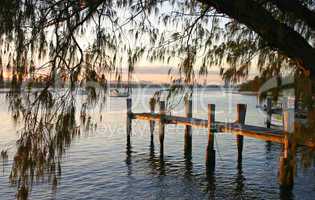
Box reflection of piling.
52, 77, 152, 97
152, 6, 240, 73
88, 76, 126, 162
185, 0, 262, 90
184, 99, 192, 156
206, 104, 216, 173
159, 101, 166, 156
236, 104, 247, 163
126, 98, 132, 146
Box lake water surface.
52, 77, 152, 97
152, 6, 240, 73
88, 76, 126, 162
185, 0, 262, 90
0, 88, 314, 199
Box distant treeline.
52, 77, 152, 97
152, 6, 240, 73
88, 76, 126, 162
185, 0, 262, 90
0, 79, 222, 89
238, 76, 263, 92
0, 79, 49, 89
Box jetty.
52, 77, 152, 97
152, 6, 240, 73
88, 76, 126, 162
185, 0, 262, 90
126, 98, 315, 189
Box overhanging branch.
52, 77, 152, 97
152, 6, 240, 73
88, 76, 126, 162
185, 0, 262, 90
197, 0, 315, 77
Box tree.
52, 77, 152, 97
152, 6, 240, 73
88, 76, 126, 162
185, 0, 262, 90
1, 0, 315, 199
198, 0, 315, 78
1, 1, 314, 86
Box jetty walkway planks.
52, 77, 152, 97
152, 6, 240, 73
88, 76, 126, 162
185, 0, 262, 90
131, 112, 285, 144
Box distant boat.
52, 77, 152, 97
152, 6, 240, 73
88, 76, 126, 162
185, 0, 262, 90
109, 65, 132, 98
110, 89, 129, 97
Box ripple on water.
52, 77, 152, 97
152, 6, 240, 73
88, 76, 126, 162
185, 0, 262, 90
0, 90, 315, 200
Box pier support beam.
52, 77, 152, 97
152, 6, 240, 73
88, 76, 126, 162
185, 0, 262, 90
278, 133, 296, 189
266, 97, 272, 128
278, 97, 296, 188
184, 99, 193, 156
236, 104, 247, 162
206, 104, 216, 173
126, 98, 132, 146
149, 98, 156, 146
159, 101, 166, 156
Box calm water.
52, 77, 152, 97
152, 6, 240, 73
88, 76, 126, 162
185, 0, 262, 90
0, 88, 314, 199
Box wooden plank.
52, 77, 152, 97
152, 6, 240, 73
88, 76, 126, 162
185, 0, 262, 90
219, 124, 284, 144
132, 112, 283, 142
133, 112, 282, 137
132, 111, 315, 147
131, 112, 315, 148
132, 113, 208, 128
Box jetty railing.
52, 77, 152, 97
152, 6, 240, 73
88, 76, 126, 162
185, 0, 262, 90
126, 98, 314, 189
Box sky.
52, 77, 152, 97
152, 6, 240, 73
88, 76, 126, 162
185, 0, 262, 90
0, 2, 259, 85
123, 64, 224, 85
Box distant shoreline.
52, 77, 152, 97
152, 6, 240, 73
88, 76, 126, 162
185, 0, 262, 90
234, 91, 258, 96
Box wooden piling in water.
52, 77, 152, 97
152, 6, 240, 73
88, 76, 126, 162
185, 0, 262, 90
266, 98, 272, 128
236, 104, 247, 162
126, 98, 132, 145
206, 104, 216, 173
159, 101, 166, 156
184, 99, 192, 155
149, 98, 156, 146
278, 98, 296, 188
278, 132, 296, 189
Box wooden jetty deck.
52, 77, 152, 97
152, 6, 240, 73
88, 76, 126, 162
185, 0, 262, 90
126, 98, 315, 189
131, 112, 285, 144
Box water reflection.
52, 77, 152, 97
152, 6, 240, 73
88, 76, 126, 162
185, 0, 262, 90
235, 162, 245, 198
126, 139, 132, 175
280, 187, 294, 200
149, 137, 155, 160
1, 89, 315, 200
184, 149, 193, 178
205, 169, 216, 199
266, 141, 272, 153
123, 134, 301, 200
1, 87, 104, 200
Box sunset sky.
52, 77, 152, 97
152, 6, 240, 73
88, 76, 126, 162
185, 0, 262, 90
130, 64, 224, 84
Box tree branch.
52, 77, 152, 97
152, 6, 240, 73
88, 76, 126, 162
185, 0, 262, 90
198, 0, 315, 77
271, 0, 315, 30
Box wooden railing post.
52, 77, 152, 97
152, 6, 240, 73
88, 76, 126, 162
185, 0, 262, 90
236, 104, 247, 162
279, 97, 296, 188
126, 98, 132, 146
206, 104, 216, 173
184, 99, 193, 155
266, 97, 272, 128
149, 98, 156, 146
159, 101, 166, 156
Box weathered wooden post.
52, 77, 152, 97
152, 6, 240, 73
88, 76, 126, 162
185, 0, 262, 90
282, 97, 295, 133
206, 104, 216, 173
278, 97, 296, 188
236, 104, 247, 162
126, 98, 132, 146
184, 99, 193, 155
149, 98, 156, 146
266, 97, 272, 128
159, 101, 166, 156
